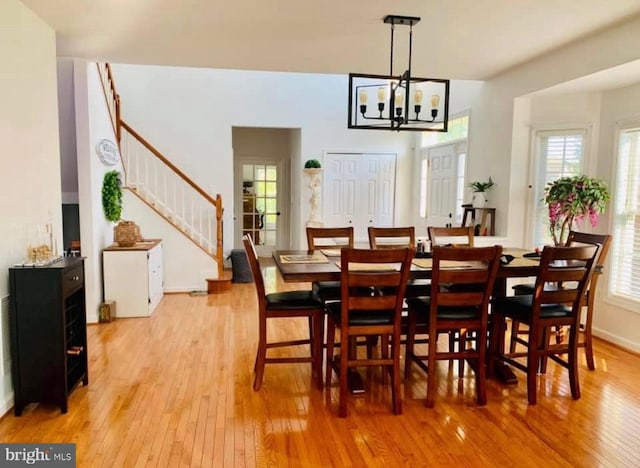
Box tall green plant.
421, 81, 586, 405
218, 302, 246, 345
102, 170, 123, 222
544, 175, 610, 245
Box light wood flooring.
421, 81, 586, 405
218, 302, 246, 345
1, 262, 640, 467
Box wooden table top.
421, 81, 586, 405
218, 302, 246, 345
273, 248, 541, 283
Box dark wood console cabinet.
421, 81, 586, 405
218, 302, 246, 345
9, 257, 88, 415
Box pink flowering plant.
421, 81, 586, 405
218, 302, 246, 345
544, 175, 610, 245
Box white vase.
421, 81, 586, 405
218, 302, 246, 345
472, 192, 488, 209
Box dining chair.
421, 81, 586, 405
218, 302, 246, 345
510, 231, 611, 371
428, 226, 474, 247
368, 226, 430, 297
404, 245, 502, 407
325, 247, 413, 417
243, 234, 325, 391
489, 244, 600, 404
306, 227, 354, 302
427, 225, 476, 375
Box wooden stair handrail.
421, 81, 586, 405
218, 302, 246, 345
97, 63, 122, 144
97, 63, 225, 277
120, 120, 219, 207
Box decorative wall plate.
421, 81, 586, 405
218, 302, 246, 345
96, 139, 119, 166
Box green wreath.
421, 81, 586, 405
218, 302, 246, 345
102, 170, 123, 222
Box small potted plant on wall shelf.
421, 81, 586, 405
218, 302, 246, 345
304, 159, 322, 171
469, 177, 495, 208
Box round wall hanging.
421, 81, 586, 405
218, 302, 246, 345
96, 139, 119, 166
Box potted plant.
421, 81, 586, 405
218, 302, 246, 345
468, 177, 495, 208
304, 159, 322, 169
544, 175, 610, 246
102, 170, 141, 246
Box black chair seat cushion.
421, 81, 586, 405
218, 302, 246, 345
325, 301, 393, 325
405, 296, 480, 322
512, 283, 535, 295
266, 290, 323, 309
312, 280, 341, 301
492, 295, 572, 322
405, 279, 431, 296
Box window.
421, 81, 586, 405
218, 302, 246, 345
421, 114, 469, 148
610, 126, 640, 303
533, 129, 586, 246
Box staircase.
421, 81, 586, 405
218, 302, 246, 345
97, 63, 230, 292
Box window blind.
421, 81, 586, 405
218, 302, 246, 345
534, 131, 585, 246
610, 127, 640, 302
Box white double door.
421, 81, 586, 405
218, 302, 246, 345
323, 153, 396, 241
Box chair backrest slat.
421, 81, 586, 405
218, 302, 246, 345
428, 226, 474, 247
534, 245, 599, 311
368, 226, 416, 249
307, 227, 354, 250
340, 248, 413, 322
430, 245, 502, 309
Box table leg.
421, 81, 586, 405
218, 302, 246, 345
490, 277, 518, 385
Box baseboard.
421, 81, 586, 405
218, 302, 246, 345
593, 327, 640, 354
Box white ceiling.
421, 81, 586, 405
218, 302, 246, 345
20, 0, 640, 81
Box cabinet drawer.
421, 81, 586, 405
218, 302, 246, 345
64, 266, 84, 295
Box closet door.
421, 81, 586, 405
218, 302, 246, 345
324, 153, 396, 240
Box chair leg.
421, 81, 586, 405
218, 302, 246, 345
583, 302, 596, 370
476, 329, 487, 406
391, 337, 402, 414
568, 327, 581, 400
458, 329, 467, 377
488, 312, 505, 379
509, 320, 520, 353
312, 312, 324, 389
539, 327, 551, 374
526, 325, 539, 405
325, 317, 336, 387
381, 334, 389, 385
425, 327, 438, 408
338, 333, 350, 417
404, 312, 416, 380
253, 325, 267, 391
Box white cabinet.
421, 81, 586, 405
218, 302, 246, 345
103, 240, 164, 318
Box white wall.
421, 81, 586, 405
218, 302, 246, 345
470, 14, 640, 246
0, 0, 61, 415
474, 16, 640, 351
594, 81, 640, 351
74, 61, 125, 323
111, 65, 483, 249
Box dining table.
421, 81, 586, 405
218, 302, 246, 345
272, 247, 542, 387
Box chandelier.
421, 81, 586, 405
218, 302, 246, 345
348, 15, 450, 132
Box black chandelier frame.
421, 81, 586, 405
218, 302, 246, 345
347, 15, 450, 132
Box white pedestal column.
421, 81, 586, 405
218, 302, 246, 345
304, 168, 324, 227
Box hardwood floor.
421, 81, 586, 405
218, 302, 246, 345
1, 262, 640, 467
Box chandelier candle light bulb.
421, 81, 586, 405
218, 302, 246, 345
377, 87, 386, 102
359, 89, 368, 105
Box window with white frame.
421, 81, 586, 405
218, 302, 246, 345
421, 114, 469, 148
609, 125, 640, 303
533, 129, 586, 247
